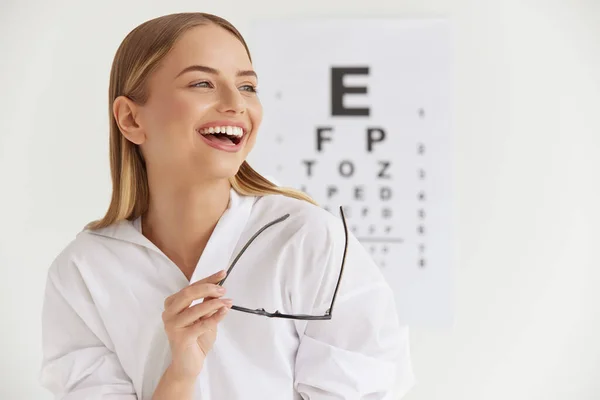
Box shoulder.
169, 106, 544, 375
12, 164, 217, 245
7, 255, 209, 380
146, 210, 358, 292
253, 193, 338, 224
46, 222, 125, 284
250, 194, 350, 265
253, 193, 345, 240
253, 194, 387, 296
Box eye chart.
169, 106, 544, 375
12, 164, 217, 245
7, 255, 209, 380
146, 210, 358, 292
247, 19, 452, 326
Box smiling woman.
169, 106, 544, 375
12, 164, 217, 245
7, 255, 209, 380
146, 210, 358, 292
39, 12, 414, 400
87, 13, 315, 230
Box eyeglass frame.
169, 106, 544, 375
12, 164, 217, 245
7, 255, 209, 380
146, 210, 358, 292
216, 206, 349, 320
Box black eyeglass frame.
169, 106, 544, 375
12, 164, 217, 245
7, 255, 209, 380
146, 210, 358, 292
217, 206, 349, 320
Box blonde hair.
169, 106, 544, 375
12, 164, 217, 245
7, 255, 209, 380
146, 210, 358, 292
87, 12, 315, 230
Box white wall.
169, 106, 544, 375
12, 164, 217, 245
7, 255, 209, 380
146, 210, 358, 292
1, 0, 598, 399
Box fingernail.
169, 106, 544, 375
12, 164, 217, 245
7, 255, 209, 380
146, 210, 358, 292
223, 298, 233, 305
216, 286, 226, 294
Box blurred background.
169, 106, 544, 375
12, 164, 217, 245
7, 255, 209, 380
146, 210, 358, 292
0, 0, 599, 399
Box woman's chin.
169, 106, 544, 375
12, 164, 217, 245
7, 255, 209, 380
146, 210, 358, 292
199, 160, 245, 181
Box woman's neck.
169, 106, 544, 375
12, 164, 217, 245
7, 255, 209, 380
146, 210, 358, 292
141, 178, 231, 280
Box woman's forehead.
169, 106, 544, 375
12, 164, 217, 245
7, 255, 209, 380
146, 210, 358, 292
163, 25, 252, 75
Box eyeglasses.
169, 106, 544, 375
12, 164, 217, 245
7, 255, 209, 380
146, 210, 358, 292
217, 206, 348, 320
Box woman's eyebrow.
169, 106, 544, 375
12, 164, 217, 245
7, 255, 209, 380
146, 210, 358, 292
175, 65, 257, 79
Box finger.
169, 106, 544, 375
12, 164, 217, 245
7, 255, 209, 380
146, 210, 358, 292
163, 270, 226, 309
189, 306, 230, 336
201, 296, 220, 319
174, 298, 233, 328
210, 305, 231, 325
164, 284, 226, 318
195, 298, 232, 324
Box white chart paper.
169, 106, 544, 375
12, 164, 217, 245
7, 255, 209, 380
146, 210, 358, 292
248, 19, 453, 326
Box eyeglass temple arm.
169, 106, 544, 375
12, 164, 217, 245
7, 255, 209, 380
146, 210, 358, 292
231, 305, 331, 320
218, 213, 291, 287
325, 206, 349, 317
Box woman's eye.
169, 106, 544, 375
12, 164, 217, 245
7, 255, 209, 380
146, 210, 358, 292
191, 81, 212, 88
239, 85, 258, 93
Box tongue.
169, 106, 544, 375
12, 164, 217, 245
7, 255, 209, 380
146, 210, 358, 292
204, 134, 234, 145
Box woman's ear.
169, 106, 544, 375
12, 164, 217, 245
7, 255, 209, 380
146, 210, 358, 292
113, 96, 146, 145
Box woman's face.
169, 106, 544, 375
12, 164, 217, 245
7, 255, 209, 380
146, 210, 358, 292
134, 24, 262, 182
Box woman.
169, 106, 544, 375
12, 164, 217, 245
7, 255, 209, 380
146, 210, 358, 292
40, 12, 414, 399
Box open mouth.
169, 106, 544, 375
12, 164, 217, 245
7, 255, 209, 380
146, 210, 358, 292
197, 126, 245, 145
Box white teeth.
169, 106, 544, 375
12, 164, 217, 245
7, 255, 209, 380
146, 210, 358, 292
199, 126, 245, 137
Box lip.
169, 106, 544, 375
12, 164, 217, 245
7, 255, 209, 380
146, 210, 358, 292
197, 131, 247, 153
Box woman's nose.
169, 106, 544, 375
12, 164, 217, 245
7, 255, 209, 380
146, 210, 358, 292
216, 85, 245, 114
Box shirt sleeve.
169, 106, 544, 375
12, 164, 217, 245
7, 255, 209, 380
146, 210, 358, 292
40, 253, 137, 399
291, 214, 415, 399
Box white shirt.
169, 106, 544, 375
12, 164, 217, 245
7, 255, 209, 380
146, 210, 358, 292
40, 190, 415, 399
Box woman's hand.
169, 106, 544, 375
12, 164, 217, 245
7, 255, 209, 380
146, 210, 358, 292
161, 270, 232, 382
